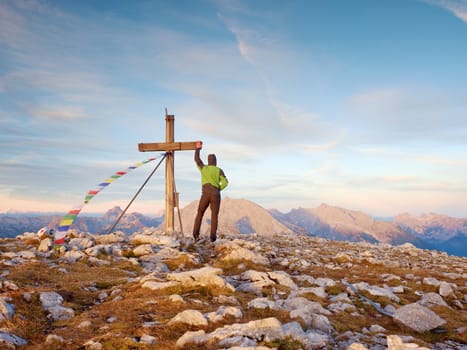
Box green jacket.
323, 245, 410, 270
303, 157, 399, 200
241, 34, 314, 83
198, 164, 228, 190
195, 149, 228, 190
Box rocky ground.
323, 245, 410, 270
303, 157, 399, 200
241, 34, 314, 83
0, 229, 466, 349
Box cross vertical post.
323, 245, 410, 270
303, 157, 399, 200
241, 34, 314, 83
165, 113, 175, 234
138, 110, 201, 235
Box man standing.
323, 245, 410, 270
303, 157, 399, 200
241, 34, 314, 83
192, 142, 228, 242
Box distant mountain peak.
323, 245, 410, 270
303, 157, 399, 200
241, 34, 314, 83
103, 206, 123, 220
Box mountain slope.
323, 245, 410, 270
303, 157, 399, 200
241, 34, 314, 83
394, 212, 467, 257
160, 197, 293, 236
279, 203, 415, 244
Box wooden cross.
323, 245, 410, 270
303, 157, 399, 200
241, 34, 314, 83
138, 110, 201, 235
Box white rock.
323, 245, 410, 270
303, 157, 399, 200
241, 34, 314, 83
2, 280, 18, 291
205, 306, 243, 323
45, 334, 64, 345
132, 233, 179, 247
175, 330, 206, 348
0, 331, 28, 348
211, 317, 284, 343
169, 294, 185, 303
422, 277, 441, 287
167, 266, 235, 292
47, 305, 75, 321
328, 301, 356, 313
63, 250, 86, 262
40, 292, 64, 309
387, 335, 431, 350
248, 297, 281, 310
94, 232, 127, 245
315, 277, 337, 287
417, 292, 448, 308
368, 324, 386, 333
23, 292, 32, 302
83, 340, 103, 350
267, 271, 298, 290
168, 309, 208, 327
391, 285, 405, 294
78, 320, 92, 328
141, 281, 178, 291
293, 286, 327, 299
393, 303, 446, 333
236, 270, 277, 295
330, 292, 352, 303
38, 238, 53, 252
439, 281, 454, 298
352, 282, 400, 302
176, 317, 284, 348
0, 298, 15, 321
284, 296, 331, 315
140, 334, 157, 345
68, 237, 96, 250
290, 310, 333, 334
281, 321, 306, 343
220, 246, 269, 265
17, 250, 36, 259
213, 295, 240, 305
133, 244, 154, 257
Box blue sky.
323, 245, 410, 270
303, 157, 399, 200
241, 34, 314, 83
1, 0, 466, 218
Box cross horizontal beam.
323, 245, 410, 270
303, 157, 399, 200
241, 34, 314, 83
138, 141, 200, 152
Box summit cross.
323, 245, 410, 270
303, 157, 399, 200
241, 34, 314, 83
138, 110, 201, 235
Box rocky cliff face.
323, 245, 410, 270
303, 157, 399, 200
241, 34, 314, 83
0, 229, 465, 349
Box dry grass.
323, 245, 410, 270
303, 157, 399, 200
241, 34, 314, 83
0, 234, 465, 349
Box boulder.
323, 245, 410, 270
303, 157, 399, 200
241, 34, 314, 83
393, 303, 446, 333
168, 310, 208, 327
167, 266, 235, 292
132, 244, 154, 257
417, 292, 449, 308
176, 317, 284, 348
205, 306, 243, 323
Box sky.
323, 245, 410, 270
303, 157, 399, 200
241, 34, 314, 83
1, 0, 467, 218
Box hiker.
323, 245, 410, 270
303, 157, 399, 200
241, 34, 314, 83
192, 142, 228, 242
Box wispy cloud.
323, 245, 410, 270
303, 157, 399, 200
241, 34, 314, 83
345, 87, 467, 144
424, 0, 467, 23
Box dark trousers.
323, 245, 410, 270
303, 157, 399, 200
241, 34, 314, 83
193, 184, 221, 239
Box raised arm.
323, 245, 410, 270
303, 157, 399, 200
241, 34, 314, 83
194, 143, 204, 168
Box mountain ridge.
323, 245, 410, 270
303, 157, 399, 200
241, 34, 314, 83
1, 198, 465, 257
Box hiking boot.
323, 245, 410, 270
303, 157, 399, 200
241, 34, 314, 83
210, 234, 217, 242
193, 234, 200, 242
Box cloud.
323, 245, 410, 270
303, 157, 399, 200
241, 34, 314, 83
345, 87, 467, 144
352, 146, 467, 167
424, 0, 467, 23
167, 2, 341, 150
27, 105, 88, 121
